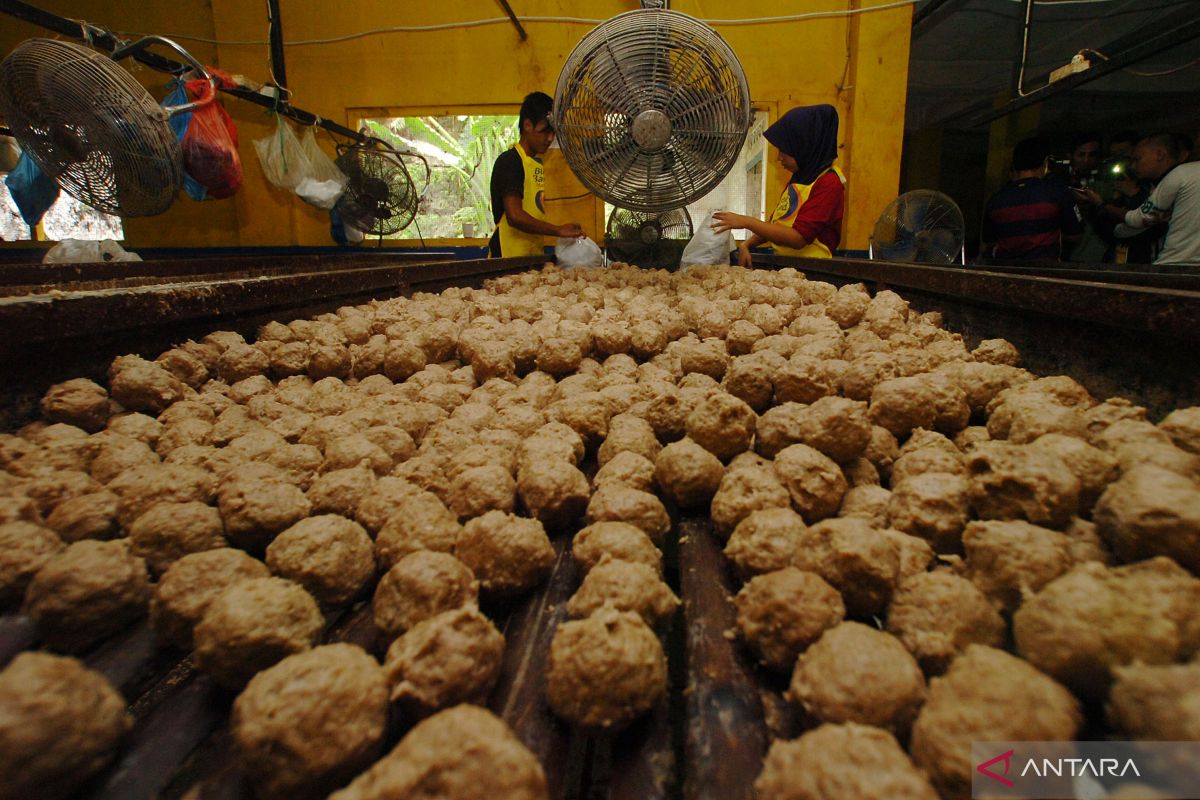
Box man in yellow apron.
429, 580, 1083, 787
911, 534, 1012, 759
712, 104, 846, 267
489, 92, 583, 257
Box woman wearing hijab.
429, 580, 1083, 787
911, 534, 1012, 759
712, 104, 846, 267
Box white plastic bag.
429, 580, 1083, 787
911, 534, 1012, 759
680, 212, 733, 266
43, 239, 141, 264
253, 115, 308, 191
294, 128, 348, 209
555, 236, 604, 268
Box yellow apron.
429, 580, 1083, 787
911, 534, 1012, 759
496, 144, 547, 258
767, 165, 844, 258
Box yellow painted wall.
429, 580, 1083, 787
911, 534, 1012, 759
2, 1, 912, 251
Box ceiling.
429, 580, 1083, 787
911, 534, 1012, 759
906, 0, 1200, 134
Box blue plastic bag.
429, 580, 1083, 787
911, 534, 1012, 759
4, 152, 59, 226
163, 81, 207, 202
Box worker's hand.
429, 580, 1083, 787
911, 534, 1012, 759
1071, 187, 1103, 206
556, 223, 584, 238
737, 241, 754, 268
711, 211, 750, 235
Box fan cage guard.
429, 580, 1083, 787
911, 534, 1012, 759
554, 9, 751, 213
870, 190, 966, 265
0, 38, 183, 218
334, 143, 419, 236
605, 205, 693, 268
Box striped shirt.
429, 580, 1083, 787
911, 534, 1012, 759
982, 177, 1083, 261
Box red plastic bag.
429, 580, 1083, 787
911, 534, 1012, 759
182, 71, 242, 199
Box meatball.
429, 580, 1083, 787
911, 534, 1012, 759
735, 567, 844, 672
889, 444, 965, 485
546, 607, 668, 730
0, 652, 131, 800
150, 548, 269, 649
219, 475, 312, 553
233, 644, 388, 800
592, 450, 656, 493
571, 521, 662, 575
838, 485, 891, 527
599, 414, 662, 467
383, 605, 505, 712
373, 550, 478, 641
329, 704, 546, 800
755, 402, 808, 460
910, 645, 1081, 800
44, 490, 119, 543
374, 491, 463, 570
1093, 465, 1200, 574
962, 519, 1074, 614
321, 433, 392, 475
458, 510, 555, 596
685, 391, 756, 462
266, 515, 376, 608
794, 517, 902, 618
972, 337, 1020, 366
516, 458, 589, 529
354, 476, 422, 535
193, 577, 324, 689
1107, 660, 1200, 740
965, 442, 1080, 528
0, 520, 64, 606
869, 377, 938, 439
566, 557, 679, 627
722, 353, 777, 412
886, 571, 1006, 675
790, 397, 872, 464
107, 463, 213, 528
724, 507, 806, 580
585, 484, 671, 545
306, 466, 377, 518
652, 438, 723, 509
788, 622, 926, 735
1013, 558, 1200, 699
41, 378, 111, 432
864, 425, 899, 482
1027, 432, 1118, 511
127, 500, 225, 575
1159, 406, 1200, 454
109, 357, 185, 414
755, 722, 937, 800
447, 464, 516, 520
710, 463, 791, 538
24, 539, 150, 652
774, 355, 837, 405
773, 444, 847, 524
887, 473, 970, 554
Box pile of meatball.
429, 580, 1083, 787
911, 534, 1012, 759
0, 261, 1198, 800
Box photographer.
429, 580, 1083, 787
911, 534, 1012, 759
982, 138, 1083, 263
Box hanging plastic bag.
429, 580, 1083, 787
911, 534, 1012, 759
294, 128, 348, 209
181, 74, 242, 199
680, 212, 734, 267
555, 235, 604, 268
43, 238, 141, 264
163, 81, 208, 202
5, 152, 59, 226
254, 114, 308, 191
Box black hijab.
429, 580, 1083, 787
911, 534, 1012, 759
763, 104, 840, 186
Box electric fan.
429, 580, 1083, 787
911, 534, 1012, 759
553, 9, 751, 213
334, 140, 419, 236
0, 36, 214, 217
870, 190, 966, 265
606, 205, 692, 268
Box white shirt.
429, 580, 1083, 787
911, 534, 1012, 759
1124, 161, 1200, 265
